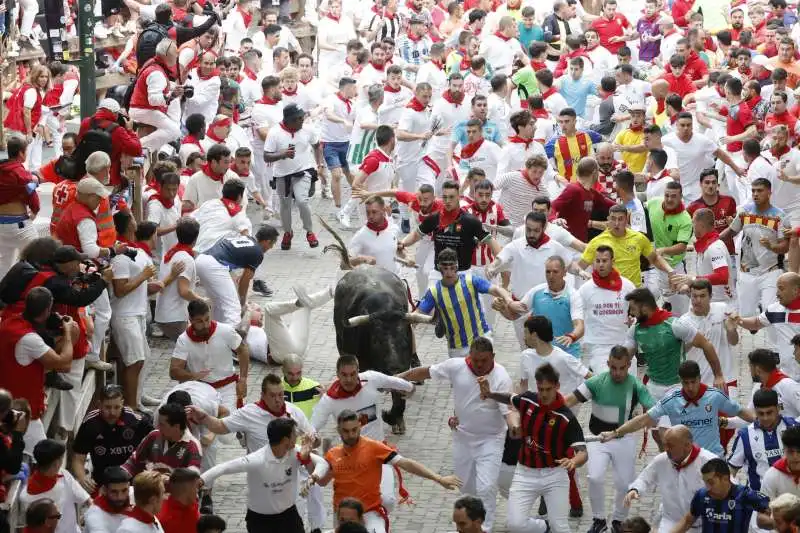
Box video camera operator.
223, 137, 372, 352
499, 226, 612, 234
76, 99, 143, 187
0, 389, 28, 479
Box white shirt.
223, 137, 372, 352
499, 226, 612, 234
628, 448, 718, 530
357, 148, 395, 192
160, 381, 221, 440
429, 357, 512, 437
349, 220, 399, 274
587, 45, 618, 83
743, 156, 777, 205
542, 91, 569, 119
662, 132, 718, 203
191, 199, 252, 253
764, 147, 800, 217
317, 16, 357, 74
425, 97, 472, 162
154, 250, 196, 324
456, 139, 502, 183
694, 239, 733, 303
520, 346, 588, 395
311, 370, 413, 441
15, 332, 50, 366
496, 238, 573, 297
201, 444, 329, 515
77, 218, 103, 258
396, 105, 431, 165
20, 469, 90, 533
172, 322, 242, 384
146, 199, 181, 256
478, 33, 524, 76
183, 169, 242, 210
349, 106, 379, 159
357, 64, 389, 107
84, 502, 129, 533
184, 73, 222, 127
224, 401, 314, 453
265, 123, 321, 177
577, 276, 636, 346
111, 249, 153, 317
378, 86, 413, 126
512, 224, 579, 262
487, 93, 511, 138
747, 375, 800, 419
645, 170, 674, 202
758, 302, 800, 381
678, 303, 734, 386
463, 73, 492, 101
415, 63, 447, 103
762, 464, 800, 499
497, 138, 547, 177
117, 514, 164, 533
250, 99, 285, 151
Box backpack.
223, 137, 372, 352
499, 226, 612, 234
73, 118, 119, 176
136, 22, 171, 69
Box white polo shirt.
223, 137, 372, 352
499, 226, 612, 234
201, 445, 329, 515
577, 276, 636, 346
358, 148, 395, 192
496, 238, 573, 298
223, 400, 314, 453
172, 322, 242, 384
520, 346, 589, 396
396, 105, 431, 166
321, 94, 356, 143
154, 250, 196, 324
429, 358, 512, 438
348, 220, 399, 274
265, 123, 321, 177
677, 303, 734, 387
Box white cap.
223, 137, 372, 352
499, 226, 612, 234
77, 177, 110, 198
97, 98, 121, 114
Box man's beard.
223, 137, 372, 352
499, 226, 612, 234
599, 163, 613, 173
733, 22, 743, 29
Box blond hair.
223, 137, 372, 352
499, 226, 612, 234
27, 64, 52, 92
132, 471, 165, 507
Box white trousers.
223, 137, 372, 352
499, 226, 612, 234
396, 162, 419, 220
88, 289, 112, 362
415, 238, 435, 298
195, 255, 241, 326
364, 511, 388, 533
19, 0, 38, 37
587, 435, 637, 522
23, 418, 46, 455
296, 468, 326, 530
453, 431, 504, 531
470, 265, 496, 329
129, 107, 182, 153
508, 465, 570, 533
263, 287, 332, 363
643, 263, 688, 316
213, 382, 237, 415
57, 357, 86, 432
738, 268, 781, 352
0, 217, 38, 280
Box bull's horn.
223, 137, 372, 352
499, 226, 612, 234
405, 312, 435, 324
346, 315, 372, 327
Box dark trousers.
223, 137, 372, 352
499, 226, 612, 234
246, 506, 304, 533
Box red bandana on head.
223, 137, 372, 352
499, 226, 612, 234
592, 268, 623, 291
164, 243, 195, 264
186, 320, 217, 343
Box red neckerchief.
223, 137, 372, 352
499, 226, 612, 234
407, 97, 426, 111
337, 92, 352, 113
126, 506, 156, 525
494, 31, 510, 41
326, 379, 363, 399
186, 321, 217, 343
529, 233, 551, 249
202, 162, 225, 182
629, 124, 644, 132
431, 59, 444, 70
442, 89, 464, 106
438, 207, 463, 230
258, 96, 280, 105
242, 67, 258, 81
282, 87, 297, 97
197, 68, 220, 81
641, 308, 672, 327
682, 383, 708, 407
508, 135, 532, 149
206, 128, 226, 143
538, 392, 566, 414
774, 458, 800, 484
326, 12, 340, 21
221, 198, 243, 217
674, 444, 702, 470
641, 11, 659, 23
238, 5, 252, 27
460, 138, 484, 158
647, 169, 671, 183
748, 94, 761, 109
532, 108, 549, 119
740, 66, 753, 77
592, 269, 623, 291
256, 399, 287, 417
531, 60, 548, 71
370, 61, 386, 72
182, 135, 205, 154
93, 494, 132, 515
662, 202, 686, 215
164, 243, 195, 264
670, 114, 679, 124
773, 144, 791, 159
540, 86, 557, 100
299, 77, 313, 86
366, 217, 389, 235
229, 163, 250, 178
521, 169, 541, 188
118, 237, 153, 258
405, 0, 420, 12
786, 296, 800, 310
27, 471, 62, 495
765, 368, 791, 389
279, 122, 298, 137
149, 192, 175, 209
656, 97, 666, 114
407, 31, 422, 42
694, 231, 720, 254
465, 356, 493, 376
384, 83, 401, 93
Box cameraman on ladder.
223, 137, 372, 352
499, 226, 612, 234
76, 99, 142, 187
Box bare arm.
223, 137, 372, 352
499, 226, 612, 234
169, 357, 209, 382
688, 332, 724, 387
398, 366, 432, 382
670, 512, 696, 533
646, 250, 674, 274
237, 268, 255, 306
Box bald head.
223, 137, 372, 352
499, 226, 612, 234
780, 272, 800, 290
595, 143, 614, 156
651, 78, 669, 98
664, 424, 692, 443
663, 424, 694, 463
777, 272, 800, 307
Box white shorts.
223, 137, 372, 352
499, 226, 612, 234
111, 314, 149, 366
646, 381, 679, 428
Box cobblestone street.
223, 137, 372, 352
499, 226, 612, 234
141, 193, 761, 533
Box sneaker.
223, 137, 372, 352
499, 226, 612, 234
45, 371, 73, 391
150, 323, 164, 338
252, 280, 274, 297
200, 493, 214, 514
587, 519, 607, 533
307, 232, 319, 248
337, 210, 352, 229
570, 506, 584, 518
611, 521, 623, 533
141, 394, 161, 407
322, 184, 332, 199
281, 232, 293, 250
400, 219, 411, 234
293, 285, 314, 308
85, 359, 114, 372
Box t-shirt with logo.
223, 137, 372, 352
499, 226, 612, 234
205, 235, 264, 271
325, 437, 400, 513
626, 316, 697, 386
646, 199, 693, 268
574, 372, 655, 435
728, 416, 798, 491
689, 484, 769, 533
417, 210, 490, 271
729, 202, 791, 275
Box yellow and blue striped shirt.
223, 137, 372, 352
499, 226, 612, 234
419, 273, 492, 349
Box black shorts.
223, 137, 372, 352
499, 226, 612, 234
246, 506, 304, 533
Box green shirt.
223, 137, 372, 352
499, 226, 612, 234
512, 66, 540, 102
629, 316, 697, 386
574, 372, 655, 435
646, 198, 693, 267
283, 377, 322, 421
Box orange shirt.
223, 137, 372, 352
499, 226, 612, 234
325, 437, 396, 513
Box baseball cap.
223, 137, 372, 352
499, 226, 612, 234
97, 98, 121, 114
77, 177, 111, 198
53, 245, 88, 264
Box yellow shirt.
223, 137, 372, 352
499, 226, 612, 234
614, 129, 647, 173
581, 228, 653, 287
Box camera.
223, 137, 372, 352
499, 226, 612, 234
182, 85, 195, 100
2, 409, 22, 427
45, 313, 67, 335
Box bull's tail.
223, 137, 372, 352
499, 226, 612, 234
317, 215, 353, 271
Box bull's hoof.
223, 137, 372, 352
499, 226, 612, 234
382, 409, 398, 426
392, 419, 406, 435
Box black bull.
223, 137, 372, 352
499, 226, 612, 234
333, 267, 416, 430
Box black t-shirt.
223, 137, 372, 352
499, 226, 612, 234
205, 235, 264, 271
73, 407, 153, 484
417, 211, 490, 271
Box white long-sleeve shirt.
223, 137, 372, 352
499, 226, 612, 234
201, 445, 329, 515
145, 70, 169, 107
184, 73, 221, 126
311, 370, 413, 441
628, 447, 717, 531
84, 503, 129, 533
77, 218, 102, 258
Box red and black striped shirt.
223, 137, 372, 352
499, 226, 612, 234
512, 391, 585, 469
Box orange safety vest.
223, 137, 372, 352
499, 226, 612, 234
96, 197, 116, 248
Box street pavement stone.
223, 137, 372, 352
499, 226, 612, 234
141, 193, 763, 533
